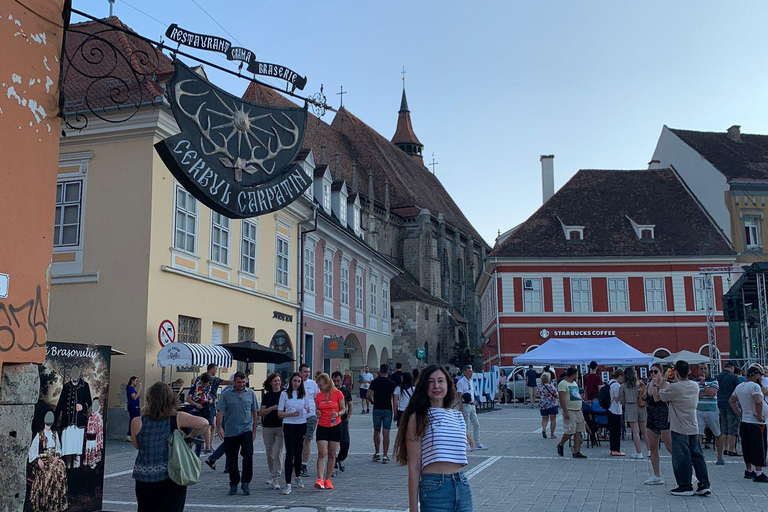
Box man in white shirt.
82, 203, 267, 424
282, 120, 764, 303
359, 365, 373, 414
457, 365, 488, 451
299, 363, 319, 477
729, 366, 767, 482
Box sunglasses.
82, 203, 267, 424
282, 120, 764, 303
650, 370, 660, 374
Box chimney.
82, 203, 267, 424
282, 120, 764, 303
647, 159, 661, 169
540, 155, 555, 204
727, 125, 742, 143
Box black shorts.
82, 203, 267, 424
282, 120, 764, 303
740, 422, 767, 469
315, 424, 343, 443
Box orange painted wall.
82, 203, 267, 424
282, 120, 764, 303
0, 1, 65, 369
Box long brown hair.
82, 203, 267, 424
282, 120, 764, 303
394, 365, 456, 465
316, 373, 336, 402
263, 372, 281, 390
145, 382, 178, 421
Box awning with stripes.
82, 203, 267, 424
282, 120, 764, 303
157, 342, 232, 368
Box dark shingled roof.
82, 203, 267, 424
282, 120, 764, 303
390, 273, 450, 306
242, 83, 483, 243
490, 169, 734, 258
670, 127, 768, 181
62, 17, 173, 112
391, 89, 422, 146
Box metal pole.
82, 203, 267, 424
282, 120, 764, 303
704, 273, 721, 374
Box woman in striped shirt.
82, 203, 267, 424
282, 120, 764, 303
394, 365, 473, 512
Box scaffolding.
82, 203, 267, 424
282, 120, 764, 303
722, 262, 768, 369
699, 267, 740, 374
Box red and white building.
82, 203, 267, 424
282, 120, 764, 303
477, 167, 737, 369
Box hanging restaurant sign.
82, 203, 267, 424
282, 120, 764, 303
165, 23, 307, 91
155, 60, 310, 218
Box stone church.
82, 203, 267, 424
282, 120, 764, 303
244, 82, 488, 370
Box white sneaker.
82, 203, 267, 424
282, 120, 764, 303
646, 450, 651, 457
476, 444, 489, 451
282, 484, 292, 495
295, 476, 304, 488
644, 475, 664, 485
630, 452, 644, 459
267, 479, 274, 485
272, 478, 281, 490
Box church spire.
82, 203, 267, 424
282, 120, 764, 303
391, 69, 423, 161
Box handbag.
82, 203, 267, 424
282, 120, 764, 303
86, 432, 97, 441
167, 416, 201, 486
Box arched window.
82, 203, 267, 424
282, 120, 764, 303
525, 344, 540, 353
653, 348, 671, 360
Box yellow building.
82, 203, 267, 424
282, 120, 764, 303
48, 18, 311, 433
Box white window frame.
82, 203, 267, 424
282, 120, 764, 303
240, 220, 257, 275
353, 206, 361, 234
54, 178, 84, 248
370, 273, 378, 316
210, 212, 231, 265
276, 234, 290, 287
744, 215, 761, 249
693, 276, 706, 311
324, 255, 334, 300
341, 263, 350, 306
382, 280, 389, 319
323, 182, 331, 211
523, 278, 543, 313
355, 270, 364, 310
644, 277, 666, 312
304, 243, 315, 293
607, 277, 629, 312
174, 185, 198, 254
570, 277, 592, 313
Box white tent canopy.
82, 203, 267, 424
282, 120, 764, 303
157, 342, 232, 368
662, 350, 710, 365
513, 337, 653, 366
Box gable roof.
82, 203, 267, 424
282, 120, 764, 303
242, 83, 483, 243
669, 127, 768, 181
390, 272, 451, 307
490, 168, 734, 259
62, 17, 173, 113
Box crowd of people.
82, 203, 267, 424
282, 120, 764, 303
127, 361, 478, 512
525, 358, 768, 497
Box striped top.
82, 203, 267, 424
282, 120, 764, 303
421, 408, 468, 468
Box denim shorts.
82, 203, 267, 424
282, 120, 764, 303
540, 406, 558, 416
372, 409, 392, 430
419, 472, 473, 512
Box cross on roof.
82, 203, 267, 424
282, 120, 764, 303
429, 153, 438, 174
401, 66, 406, 89
336, 85, 347, 109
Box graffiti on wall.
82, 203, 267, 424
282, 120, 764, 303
0, 285, 48, 352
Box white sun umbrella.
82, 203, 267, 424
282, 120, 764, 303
662, 350, 710, 365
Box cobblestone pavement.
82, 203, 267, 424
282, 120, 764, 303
102, 405, 768, 511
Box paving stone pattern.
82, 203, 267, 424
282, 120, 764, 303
102, 405, 768, 511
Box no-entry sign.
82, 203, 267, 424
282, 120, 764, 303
158, 319, 176, 347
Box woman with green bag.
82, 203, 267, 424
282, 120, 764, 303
131, 382, 208, 512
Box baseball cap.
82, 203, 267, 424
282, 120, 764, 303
747, 366, 764, 377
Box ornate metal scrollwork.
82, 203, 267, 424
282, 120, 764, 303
60, 19, 166, 131
308, 84, 328, 118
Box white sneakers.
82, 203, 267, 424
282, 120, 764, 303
295, 476, 304, 488
644, 475, 664, 485
282, 484, 292, 495
476, 444, 489, 451
630, 452, 644, 459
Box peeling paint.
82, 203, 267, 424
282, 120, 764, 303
28, 78, 35, 86
46, 123, 50, 133
45, 76, 53, 93
42, 56, 50, 71
29, 32, 47, 45
11, 73, 22, 84
26, 98, 46, 123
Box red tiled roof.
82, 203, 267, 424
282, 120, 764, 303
62, 17, 173, 112
391, 90, 422, 146
490, 169, 734, 258
242, 82, 483, 243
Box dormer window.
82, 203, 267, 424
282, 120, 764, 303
354, 206, 361, 234
340, 201, 347, 224
558, 216, 584, 242
626, 215, 655, 241
323, 183, 331, 211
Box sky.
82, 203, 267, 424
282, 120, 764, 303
73, 0, 768, 245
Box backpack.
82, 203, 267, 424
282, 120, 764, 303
167, 416, 201, 486
598, 380, 614, 410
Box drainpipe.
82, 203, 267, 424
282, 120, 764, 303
481, 256, 502, 368
298, 203, 319, 368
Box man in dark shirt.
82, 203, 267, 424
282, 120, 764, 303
584, 361, 602, 401
717, 361, 742, 456
526, 365, 539, 407
389, 362, 404, 388
332, 371, 353, 474
367, 364, 396, 463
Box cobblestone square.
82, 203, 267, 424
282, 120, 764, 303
102, 405, 768, 511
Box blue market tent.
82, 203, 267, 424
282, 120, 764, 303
513, 337, 653, 366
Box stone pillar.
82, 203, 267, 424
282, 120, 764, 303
0, 2, 65, 510
0, 365, 40, 510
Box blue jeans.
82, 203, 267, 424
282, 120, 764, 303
372, 409, 393, 430
419, 472, 473, 512
671, 431, 710, 490
207, 441, 230, 470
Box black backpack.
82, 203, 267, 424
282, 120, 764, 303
598, 380, 613, 410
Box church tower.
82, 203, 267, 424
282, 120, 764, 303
391, 85, 424, 161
